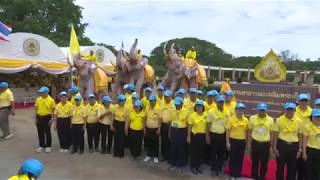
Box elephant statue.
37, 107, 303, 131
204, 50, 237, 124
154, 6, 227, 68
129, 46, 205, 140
111, 48, 130, 97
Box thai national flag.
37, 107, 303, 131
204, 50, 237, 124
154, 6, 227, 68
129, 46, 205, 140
0, 21, 12, 41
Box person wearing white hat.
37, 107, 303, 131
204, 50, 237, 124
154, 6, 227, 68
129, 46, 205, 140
0, 81, 15, 140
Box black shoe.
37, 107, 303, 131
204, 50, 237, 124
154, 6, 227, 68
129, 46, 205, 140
159, 157, 166, 162
89, 149, 94, 153
196, 168, 203, 174
70, 149, 77, 154
100, 150, 106, 154
191, 168, 198, 175
106, 149, 111, 154
79, 150, 84, 154
95, 148, 99, 152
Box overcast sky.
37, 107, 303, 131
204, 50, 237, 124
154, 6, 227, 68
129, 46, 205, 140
75, 0, 320, 60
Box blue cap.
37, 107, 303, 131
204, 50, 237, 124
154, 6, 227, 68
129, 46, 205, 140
0, 82, 9, 88
207, 90, 219, 97
117, 94, 126, 102
59, 91, 68, 97
174, 97, 184, 106
145, 87, 152, 92
312, 109, 320, 117
256, 103, 268, 110
157, 85, 165, 91
134, 100, 142, 107
235, 102, 246, 109
127, 84, 135, 91
283, 102, 296, 110
315, 98, 320, 105
88, 94, 95, 99
74, 95, 82, 101
132, 93, 140, 99
215, 94, 225, 102
189, 88, 198, 94
38, 86, 49, 93
123, 84, 129, 90
176, 88, 185, 94
197, 90, 204, 95
298, 93, 310, 101
21, 159, 43, 178
102, 96, 112, 103
69, 86, 79, 93
224, 90, 234, 96
195, 100, 204, 106
149, 95, 157, 101
164, 90, 172, 97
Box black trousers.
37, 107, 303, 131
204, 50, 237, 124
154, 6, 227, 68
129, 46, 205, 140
305, 147, 320, 180
169, 127, 188, 167
160, 123, 170, 160
146, 128, 159, 158
57, 117, 71, 149
190, 133, 205, 169
276, 139, 298, 180
86, 123, 99, 150
98, 122, 113, 152
251, 140, 270, 180
71, 124, 84, 151
297, 156, 307, 180
113, 120, 125, 157
129, 129, 144, 158
229, 138, 246, 178
36, 115, 52, 148
210, 132, 226, 172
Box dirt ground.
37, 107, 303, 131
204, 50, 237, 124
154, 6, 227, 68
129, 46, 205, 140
0, 108, 230, 180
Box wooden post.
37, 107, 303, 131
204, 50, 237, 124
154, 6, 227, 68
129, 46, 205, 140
303, 70, 308, 83
232, 68, 236, 81
247, 68, 251, 81
218, 66, 222, 81
207, 66, 211, 79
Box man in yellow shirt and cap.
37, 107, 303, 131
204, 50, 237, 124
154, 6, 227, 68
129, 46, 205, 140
185, 46, 197, 60
0, 82, 15, 140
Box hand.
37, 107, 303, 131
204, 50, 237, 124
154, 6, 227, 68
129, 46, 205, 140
273, 148, 280, 157
125, 129, 128, 136
53, 122, 57, 131
296, 151, 302, 159
10, 110, 15, 116
144, 128, 146, 136
226, 142, 231, 151
156, 128, 160, 135
187, 136, 191, 144
205, 134, 210, 145
111, 125, 116, 132
302, 152, 307, 161
83, 125, 86, 130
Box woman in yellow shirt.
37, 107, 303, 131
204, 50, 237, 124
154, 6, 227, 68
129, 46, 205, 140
53, 91, 73, 152
125, 100, 145, 160
0, 81, 15, 140
8, 159, 43, 180
273, 102, 302, 180
187, 100, 207, 175
302, 109, 320, 180
70, 96, 86, 154
160, 90, 173, 161
144, 95, 161, 163
98, 95, 114, 154
226, 103, 248, 179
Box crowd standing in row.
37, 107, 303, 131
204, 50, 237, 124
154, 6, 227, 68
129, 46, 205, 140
1, 81, 320, 180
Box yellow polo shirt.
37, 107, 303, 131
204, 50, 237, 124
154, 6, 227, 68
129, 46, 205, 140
303, 122, 320, 149
184, 97, 197, 114
141, 96, 149, 109
204, 101, 217, 113
160, 101, 175, 124
86, 102, 101, 124
188, 112, 207, 134
0, 88, 14, 108
129, 110, 146, 131
171, 107, 188, 128
224, 101, 236, 117
99, 104, 114, 125
8, 175, 35, 180
248, 114, 274, 142
157, 95, 165, 106
296, 105, 312, 122
226, 115, 248, 140
113, 104, 130, 122
207, 107, 230, 134
71, 105, 86, 124
54, 101, 73, 118
146, 104, 161, 128
274, 115, 302, 143
35, 95, 56, 116
70, 92, 81, 105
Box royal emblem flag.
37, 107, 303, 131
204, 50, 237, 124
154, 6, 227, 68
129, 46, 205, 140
0, 21, 12, 41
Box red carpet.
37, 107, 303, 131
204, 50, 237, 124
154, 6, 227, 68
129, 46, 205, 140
15, 103, 34, 109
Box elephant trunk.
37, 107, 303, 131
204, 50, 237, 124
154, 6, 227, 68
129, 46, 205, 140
129, 38, 138, 60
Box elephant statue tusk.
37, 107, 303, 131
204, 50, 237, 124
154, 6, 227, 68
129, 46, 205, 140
129, 38, 138, 60
163, 41, 168, 56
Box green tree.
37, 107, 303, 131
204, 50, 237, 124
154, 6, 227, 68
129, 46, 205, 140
97, 43, 118, 55
0, 0, 93, 46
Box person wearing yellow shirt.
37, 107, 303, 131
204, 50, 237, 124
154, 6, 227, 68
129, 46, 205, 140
0, 82, 15, 140
141, 87, 152, 109
273, 102, 302, 180
156, 84, 165, 106
187, 100, 207, 175
314, 98, 320, 109
34, 86, 55, 153
112, 94, 129, 158
124, 83, 135, 109
177, 48, 185, 62
168, 97, 188, 173
223, 90, 236, 117
248, 103, 274, 180
98, 96, 114, 154
197, 90, 204, 100
144, 95, 161, 164
204, 90, 218, 113
125, 100, 146, 160
159, 90, 174, 162
70, 96, 86, 154
185, 46, 197, 60
8, 159, 43, 180
83, 50, 98, 64
175, 88, 186, 99
69, 85, 81, 105
206, 94, 230, 176
53, 91, 73, 152
226, 103, 248, 179
302, 109, 320, 180
86, 94, 101, 153
295, 93, 311, 180
184, 88, 198, 115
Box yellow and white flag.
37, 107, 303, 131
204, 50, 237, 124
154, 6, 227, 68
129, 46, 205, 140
69, 24, 80, 56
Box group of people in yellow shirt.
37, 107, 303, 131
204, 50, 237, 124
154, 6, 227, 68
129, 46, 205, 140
33, 82, 320, 180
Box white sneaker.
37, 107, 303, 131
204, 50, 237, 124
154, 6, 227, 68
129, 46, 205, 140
3, 133, 13, 140
153, 158, 159, 164
45, 147, 52, 153
63, 149, 69, 153
35, 147, 43, 153
144, 156, 151, 162
59, 149, 64, 153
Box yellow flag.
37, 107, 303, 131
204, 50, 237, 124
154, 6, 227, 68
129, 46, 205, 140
69, 24, 80, 56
